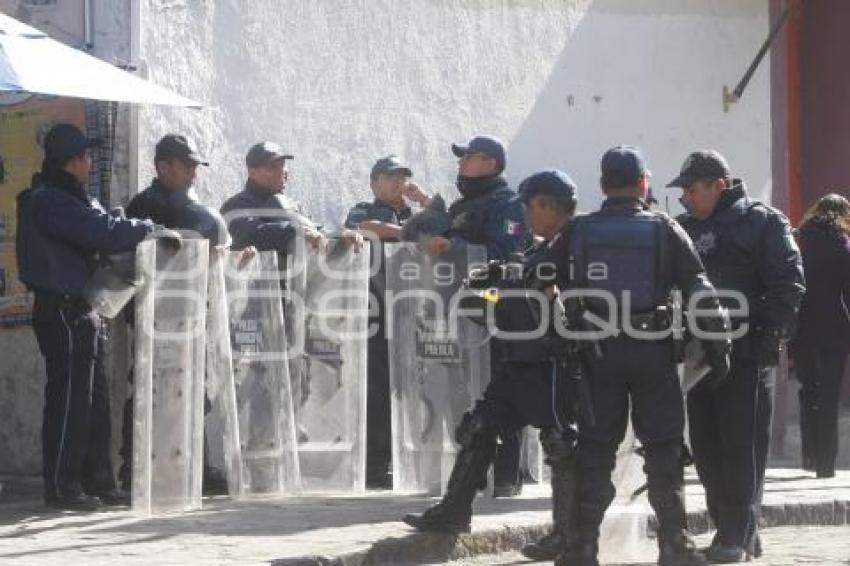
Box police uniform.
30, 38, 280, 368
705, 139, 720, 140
561, 147, 729, 566
668, 151, 805, 562
120, 134, 229, 491
344, 156, 414, 488
16, 124, 155, 509
404, 170, 580, 556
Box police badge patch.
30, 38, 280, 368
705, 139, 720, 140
504, 219, 524, 235
693, 232, 717, 255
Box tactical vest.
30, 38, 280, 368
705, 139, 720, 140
569, 213, 669, 316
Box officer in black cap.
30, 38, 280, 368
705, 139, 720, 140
16, 123, 158, 509
556, 146, 731, 566
126, 134, 229, 246
404, 169, 581, 557
121, 133, 231, 493
344, 155, 430, 489
666, 150, 804, 563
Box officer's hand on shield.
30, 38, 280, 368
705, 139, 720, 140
303, 226, 329, 253
146, 225, 182, 252
237, 245, 257, 269
423, 235, 451, 256
339, 229, 365, 252
756, 328, 784, 370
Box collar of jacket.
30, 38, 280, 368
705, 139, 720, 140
711, 179, 753, 222
372, 198, 412, 218
599, 196, 647, 213
244, 179, 280, 200
38, 164, 88, 203
454, 174, 507, 200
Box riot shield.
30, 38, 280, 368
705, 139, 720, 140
385, 242, 491, 495
286, 238, 369, 493
225, 251, 300, 496
204, 250, 244, 497
132, 239, 208, 516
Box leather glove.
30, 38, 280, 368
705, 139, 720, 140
146, 225, 182, 251
756, 327, 784, 370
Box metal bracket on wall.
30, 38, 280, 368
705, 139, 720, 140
724, 0, 796, 113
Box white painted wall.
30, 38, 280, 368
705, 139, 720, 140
136, 0, 770, 224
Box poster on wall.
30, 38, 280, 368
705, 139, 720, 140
0, 93, 87, 329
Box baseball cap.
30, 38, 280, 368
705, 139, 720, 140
517, 169, 577, 206
370, 155, 412, 178
42, 123, 101, 165
451, 134, 506, 171
665, 150, 731, 188
154, 134, 209, 166
600, 145, 650, 188
245, 141, 294, 168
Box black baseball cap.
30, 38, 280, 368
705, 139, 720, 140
451, 134, 506, 171
666, 150, 731, 188
600, 145, 650, 188
42, 123, 101, 165
154, 134, 209, 166
370, 155, 412, 179
246, 141, 294, 168
517, 169, 577, 206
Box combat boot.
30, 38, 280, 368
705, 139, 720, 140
522, 455, 579, 560
658, 532, 708, 566
555, 541, 599, 566
402, 500, 472, 533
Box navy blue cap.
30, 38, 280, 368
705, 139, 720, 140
155, 134, 209, 166
451, 134, 506, 171
666, 150, 731, 188
371, 154, 412, 178
600, 145, 649, 188
246, 141, 294, 168
42, 123, 100, 165
517, 169, 577, 206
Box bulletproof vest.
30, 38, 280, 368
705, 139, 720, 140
570, 212, 668, 316
448, 183, 514, 245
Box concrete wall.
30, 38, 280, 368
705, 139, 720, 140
137, 0, 771, 223
0, 0, 772, 475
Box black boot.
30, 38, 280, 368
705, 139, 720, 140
522, 457, 579, 560
555, 541, 599, 566
659, 532, 708, 566
403, 425, 496, 533
46, 484, 102, 512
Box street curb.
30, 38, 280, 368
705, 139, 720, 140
271, 499, 850, 566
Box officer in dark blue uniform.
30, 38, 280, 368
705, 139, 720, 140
126, 134, 229, 246
422, 134, 530, 497
120, 133, 231, 493
344, 155, 428, 489
558, 147, 731, 566
667, 151, 805, 563
16, 124, 156, 509
404, 170, 580, 555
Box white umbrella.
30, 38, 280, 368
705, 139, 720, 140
0, 11, 200, 107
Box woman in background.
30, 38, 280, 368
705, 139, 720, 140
793, 193, 850, 478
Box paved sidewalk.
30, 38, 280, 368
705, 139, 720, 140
0, 469, 848, 566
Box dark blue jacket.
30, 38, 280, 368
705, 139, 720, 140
16, 167, 154, 296
220, 180, 319, 252
446, 175, 528, 261
126, 179, 230, 247
678, 181, 805, 337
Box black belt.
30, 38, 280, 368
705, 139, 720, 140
34, 290, 92, 316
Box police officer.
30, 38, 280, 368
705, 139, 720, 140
404, 170, 581, 553
220, 142, 363, 444
121, 133, 231, 493
423, 134, 530, 496
126, 134, 229, 246
16, 123, 158, 509
344, 155, 429, 488
558, 146, 730, 566
666, 151, 805, 563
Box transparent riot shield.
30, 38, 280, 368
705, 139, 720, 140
204, 250, 244, 497
225, 251, 300, 496
132, 239, 208, 516
286, 238, 369, 493
385, 242, 491, 495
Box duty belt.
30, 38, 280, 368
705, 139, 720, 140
35, 290, 93, 317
